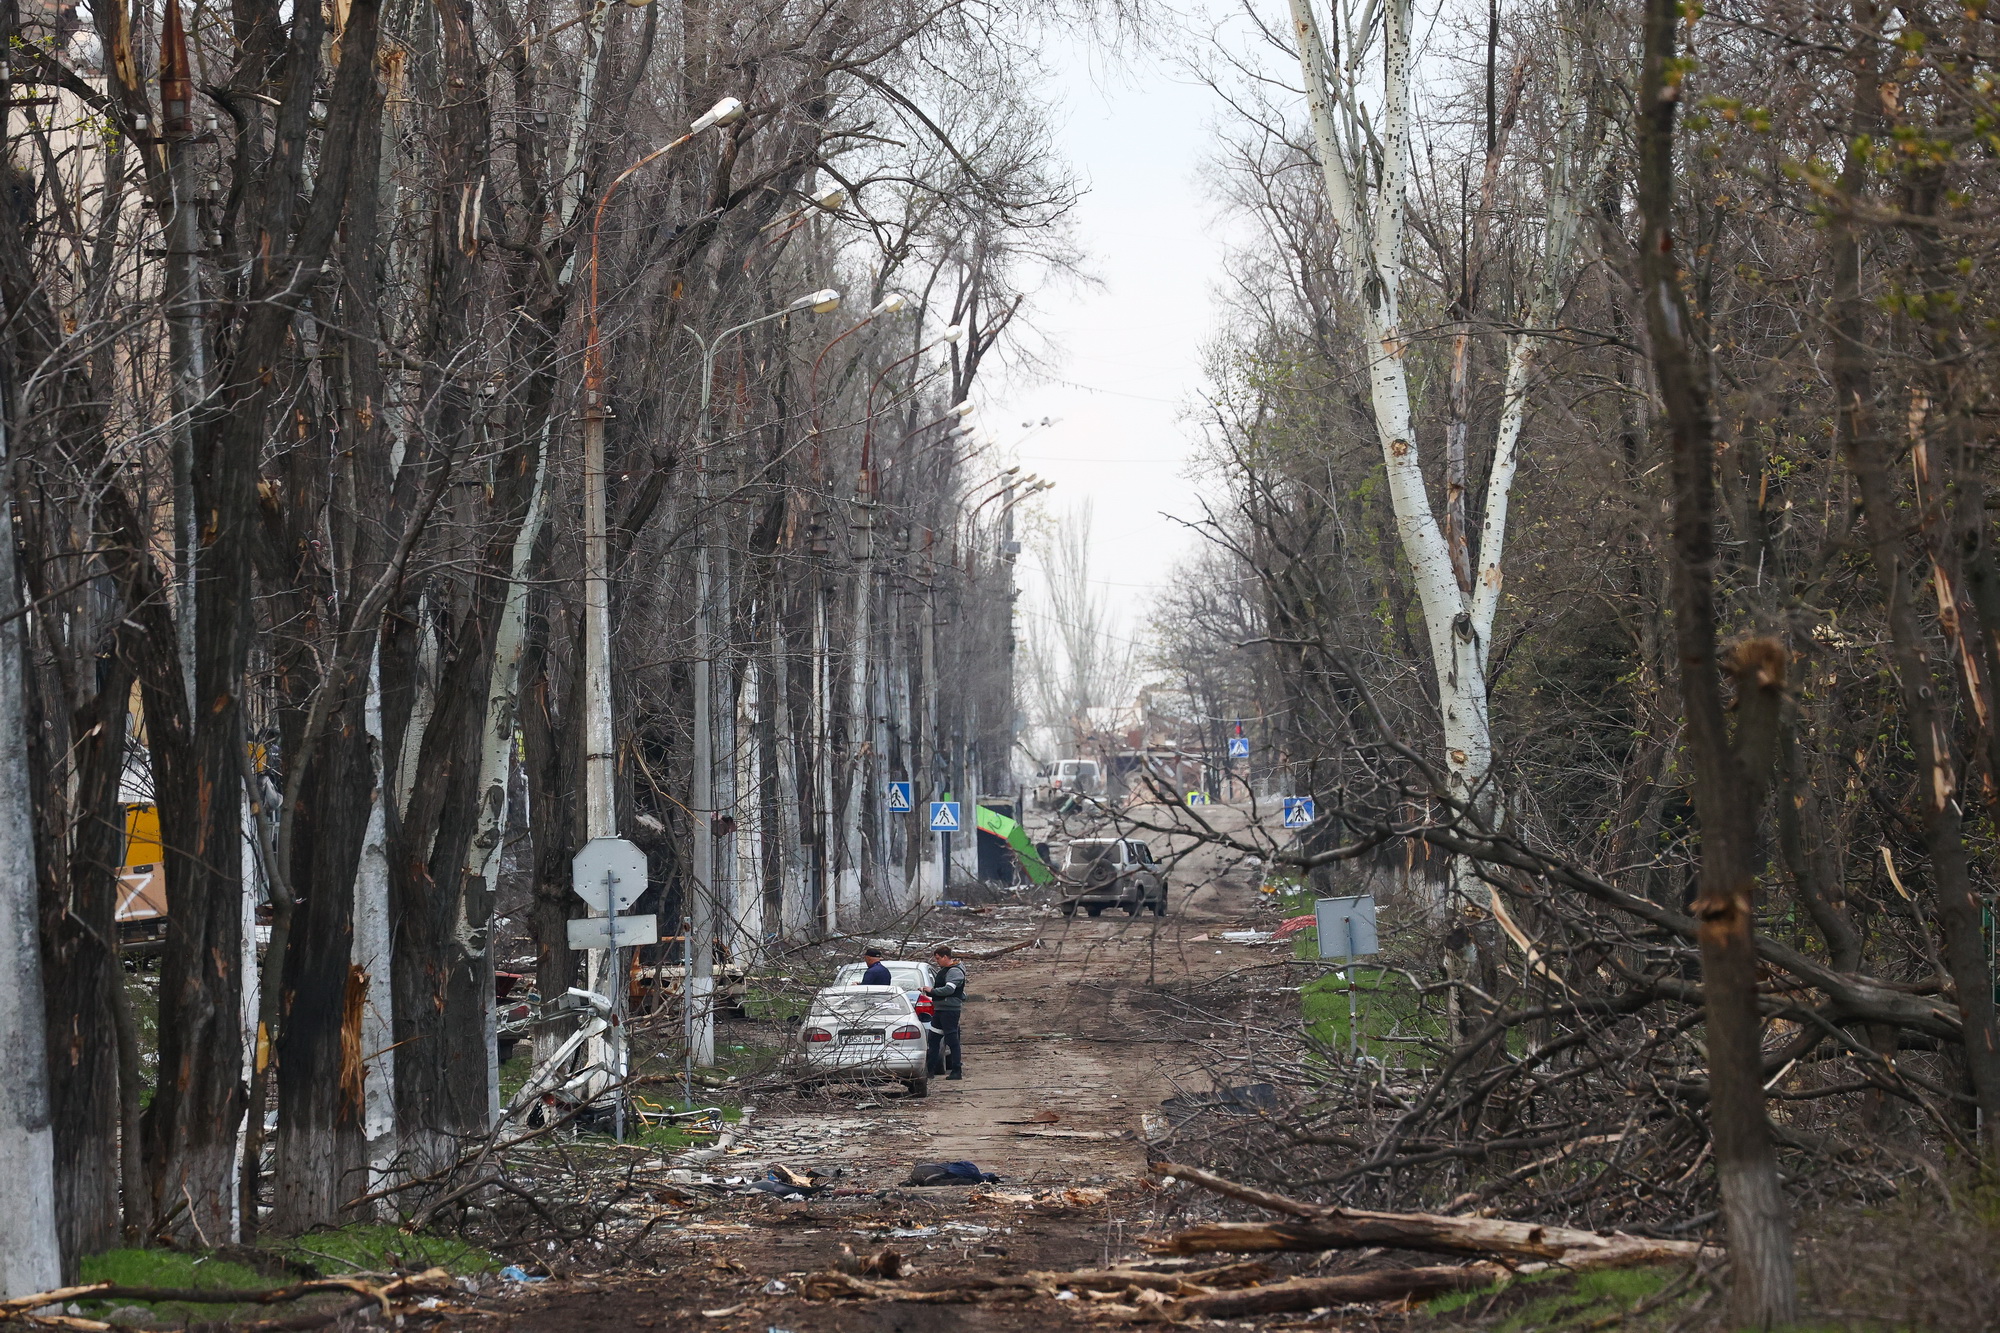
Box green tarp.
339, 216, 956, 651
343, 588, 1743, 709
975, 804, 1054, 884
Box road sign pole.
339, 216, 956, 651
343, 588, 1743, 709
1346, 915, 1358, 1061
610, 869, 625, 1142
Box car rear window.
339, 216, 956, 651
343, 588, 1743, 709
1066, 841, 1114, 865
810, 991, 911, 1023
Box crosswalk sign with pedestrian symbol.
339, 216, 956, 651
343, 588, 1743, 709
929, 801, 961, 832
886, 781, 913, 813
1282, 797, 1316, 829
1228, 736, 1250, 758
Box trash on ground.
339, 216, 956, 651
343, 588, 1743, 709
1272, 914, 1317, 937
904, 1159, 1002, 1185
497, 1266, 547, 1284
836, 1244, 905, 1278
761, 1278, 791, 1295
1216, 929, 1275, 943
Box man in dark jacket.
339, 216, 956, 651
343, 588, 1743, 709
859, 946, 892, 986
924, 946, 967, 1081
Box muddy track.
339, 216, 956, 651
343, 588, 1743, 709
492, 804, 1291, 1332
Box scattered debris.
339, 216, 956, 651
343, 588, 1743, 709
836, 1245, 906, 1278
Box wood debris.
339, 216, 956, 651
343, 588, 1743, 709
1148, 1160, 1711, 1268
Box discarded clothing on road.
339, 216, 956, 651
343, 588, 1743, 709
903, 1159, 1002, 1185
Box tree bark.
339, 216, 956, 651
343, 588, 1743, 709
1636, 0, 1797, 1319
0, 400, 64, 1297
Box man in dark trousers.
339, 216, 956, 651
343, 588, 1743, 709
858, 946, 892, 986
924, 945, 967, 1081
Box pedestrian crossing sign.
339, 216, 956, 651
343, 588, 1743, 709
929, 801, 961, 832
886, 781, 913, 813
1227, 736, 1250, 758
1186, 790, 1209, 806
1282, 797, 1316, 829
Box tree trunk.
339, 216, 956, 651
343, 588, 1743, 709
1636, 0, 1797, 1319
0, 413, 64, 1297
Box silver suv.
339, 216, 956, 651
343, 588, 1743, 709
1058, 838, 1168, 917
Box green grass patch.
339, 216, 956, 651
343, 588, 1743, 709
740, 986, 813, 1024
624, 1098, 743, 1150
78, 1248, 288, 1323
274, 1223, 496, 1277
1300, 966, 1441, 1058
1423, 1267, 1686, 1331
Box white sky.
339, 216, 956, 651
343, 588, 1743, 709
986, 28, 1240, 644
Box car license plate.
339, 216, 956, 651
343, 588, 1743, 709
840, 1029, 883, 1044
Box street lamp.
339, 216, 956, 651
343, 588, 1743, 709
574, 93, 742, 1136
860, 324, 966, 496
681, 289, 841, 1081
581, 95, 744, 840
808, 292, 912, 435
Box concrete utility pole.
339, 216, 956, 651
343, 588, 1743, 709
581, 96, 745, 1101
0, 377, 63, 1297
685, 289, 840, 1068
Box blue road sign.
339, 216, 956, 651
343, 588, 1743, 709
1186, 790, 1209, 806
929, 801, 961, 832
1282, 797, 1316, 829
886, 781, 913, 813
1227, 736, 1250, 759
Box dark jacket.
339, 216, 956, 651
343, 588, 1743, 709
860, 960, 892, 986
930, 962, 967, 1012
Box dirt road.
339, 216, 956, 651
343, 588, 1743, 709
497, 804, 1292, 1332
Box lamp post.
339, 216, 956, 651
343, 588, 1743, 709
681, 289, 841, 1077
795, 295, 910, 924
581, 94, 743, 842
576, 95, 742, 1115
859, 326, 964, 496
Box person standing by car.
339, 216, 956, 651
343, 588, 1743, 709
923, 946, 967, 1081
858, 946, 892, 986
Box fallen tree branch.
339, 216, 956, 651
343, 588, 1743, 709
0, 1270, 453, 1330
1168, 1264, 1509, 1318
1148, 1161, 1710, 1266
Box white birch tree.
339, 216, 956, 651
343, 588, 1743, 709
1282, 0, 1590, 901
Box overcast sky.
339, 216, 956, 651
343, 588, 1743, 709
985, 26, 1241, 654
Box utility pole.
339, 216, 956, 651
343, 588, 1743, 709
580, 96, 746, 1110
686, 291, 840, 1067
161, 0, 205, 710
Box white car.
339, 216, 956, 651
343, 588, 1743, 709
798, 984, 930, 1097
833, 959, 938, 1026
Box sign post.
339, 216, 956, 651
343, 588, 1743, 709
571, 837, 650, 1138
1314, 894, 1379, 1059
929, 801, 960, 898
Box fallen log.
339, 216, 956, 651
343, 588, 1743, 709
1148, 1161, 1709, 1267
800, 1260, 1273, 1303
0, 1269, 453, 1331
1170, 1264, 1508, 1319
1031, 1261, 1272, 1293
